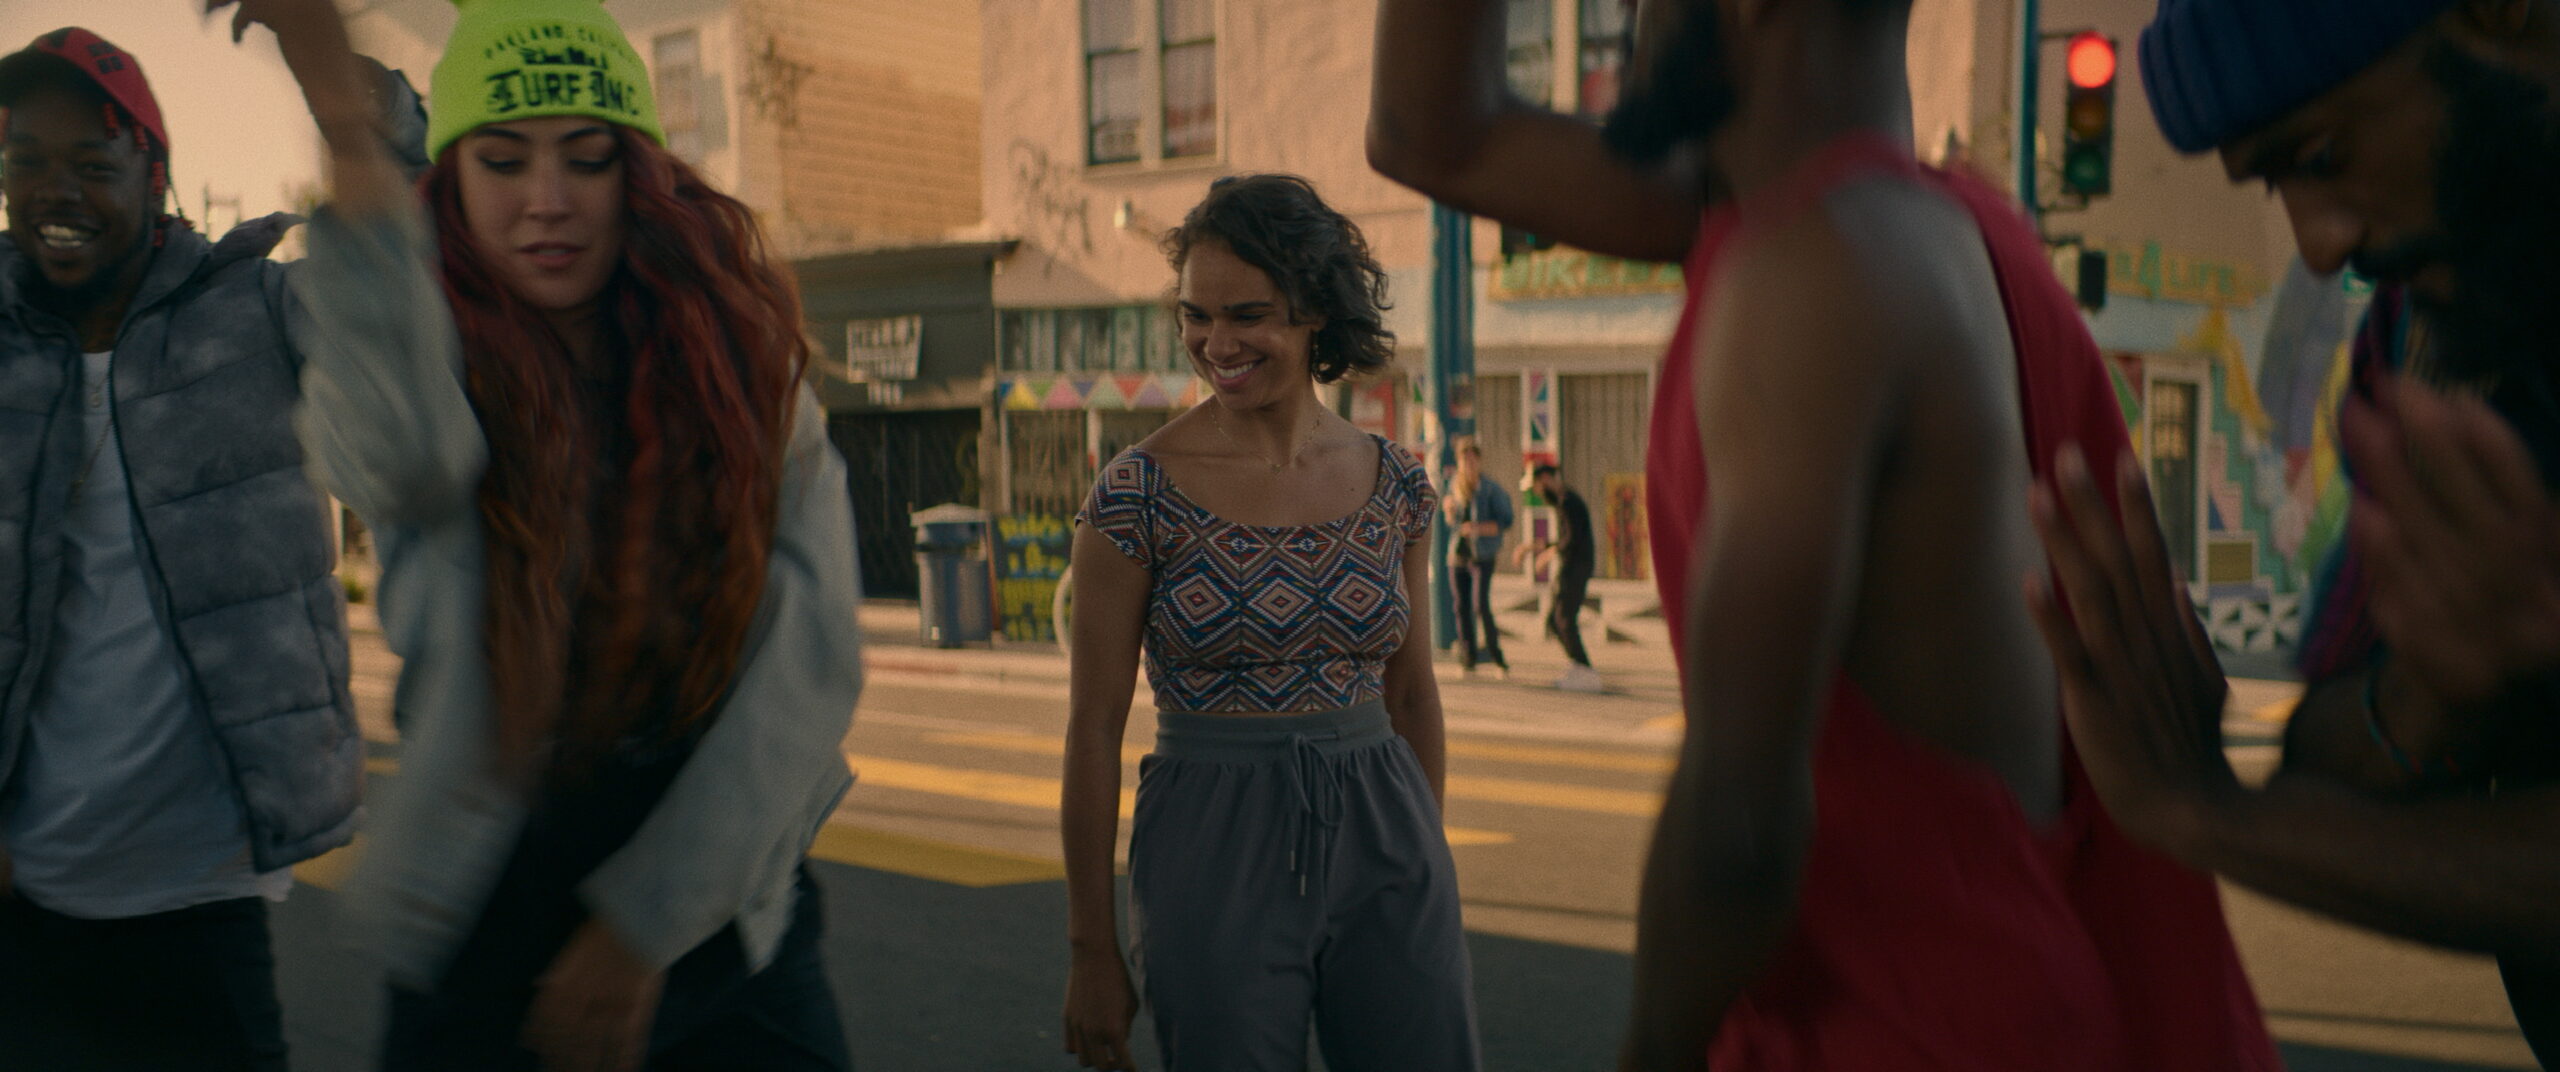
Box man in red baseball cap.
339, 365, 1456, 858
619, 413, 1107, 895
0, 27, 179, 330
0, 26, 417, 1071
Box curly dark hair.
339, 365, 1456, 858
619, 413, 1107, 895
1161, 174, 1395, 383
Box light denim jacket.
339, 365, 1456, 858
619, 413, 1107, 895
288, 204, 862, 985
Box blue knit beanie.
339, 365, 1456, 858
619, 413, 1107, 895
2139, 0, 2459, 152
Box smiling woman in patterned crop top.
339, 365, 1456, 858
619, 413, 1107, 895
1058, 174, 1481, 1072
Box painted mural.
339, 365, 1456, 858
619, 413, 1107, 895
997, 373, 1206, 411
2100, 257, 2371, 654
994, 513, 1074, 642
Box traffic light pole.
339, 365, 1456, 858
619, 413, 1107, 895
1428, 203, 1476, 652
2018, 0, 2040, 228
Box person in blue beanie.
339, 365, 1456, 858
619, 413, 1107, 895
2029, 1, 2560, 1063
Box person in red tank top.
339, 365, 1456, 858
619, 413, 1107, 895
1371, 1, 2279, 1068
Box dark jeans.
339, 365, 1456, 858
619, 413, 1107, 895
1450, 560, 1505, 669
1548, 569, 1593, 668
383, 867, 849, 1071
0, 893, 289, 1072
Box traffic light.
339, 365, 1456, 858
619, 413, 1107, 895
2060, 33, 2116, 199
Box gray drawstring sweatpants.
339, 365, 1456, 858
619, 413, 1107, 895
1128, 701, 1482, 1071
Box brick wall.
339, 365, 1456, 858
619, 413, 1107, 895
739, 0, 983, 254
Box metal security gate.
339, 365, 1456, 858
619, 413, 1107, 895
1558, 372, 1651, 579
1006, 410, 1089, 518
829, 410, 981, 599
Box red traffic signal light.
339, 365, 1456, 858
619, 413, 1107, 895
2066, 33, 2116, 90
2060, 33, 2117, 198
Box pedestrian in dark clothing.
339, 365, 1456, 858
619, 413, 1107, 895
1519, 464, 1602, 692
0, 26, 407, 1070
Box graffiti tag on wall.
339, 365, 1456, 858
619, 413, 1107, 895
1009, 139, 1095, 259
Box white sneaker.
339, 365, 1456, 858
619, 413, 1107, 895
1556, 665, 1605, 693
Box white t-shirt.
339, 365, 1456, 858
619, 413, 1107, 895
2, 351, 290, 918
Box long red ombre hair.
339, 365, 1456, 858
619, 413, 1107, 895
422, 126, 810, 783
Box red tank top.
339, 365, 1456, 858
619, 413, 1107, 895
1644, 132, 2280, 1070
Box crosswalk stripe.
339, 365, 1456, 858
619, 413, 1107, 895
916, 731, 1659, 818
292, 837, 362, 892
806, 823, 1067, 887
1444, 739, 1673, 776
854, 753, 1133, 816
848, 753, 1513, 846
1444, 774, 1660, 817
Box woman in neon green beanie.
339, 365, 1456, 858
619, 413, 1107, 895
219, 0, 860, 1067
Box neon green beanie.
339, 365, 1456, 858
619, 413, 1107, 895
425, 0, 664, 163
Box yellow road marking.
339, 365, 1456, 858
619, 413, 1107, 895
925, 731, 1144, 764
1444, 774, 1659, 817
806, 823, 1066, 887
2250, 697, 2299, 723
850, 753, 1512, 845
1640, 714, 1683, 734
1444, 739, 1673, 776
854, 753, 1136, 816
291, 837, 362, 891
337, 744, 1510, 898
920, 731, 1659, 817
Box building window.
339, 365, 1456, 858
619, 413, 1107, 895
1083, 0, 1216, 165
1001, 307, 1185, 373
1507, 0, 1554, 107
1085, 0, 1144, 163
1578, 0, 1630, 118
1160, 0, 1217, 158
653, 29, 705, 165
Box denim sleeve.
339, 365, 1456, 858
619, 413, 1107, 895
578, 389, 865, 970
1482, 481, 1515, 530
287, 205, 488, 528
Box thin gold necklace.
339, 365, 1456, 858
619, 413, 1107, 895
1210, 405, 1321, 472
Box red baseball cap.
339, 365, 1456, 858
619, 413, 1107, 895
0, 27, 169, 153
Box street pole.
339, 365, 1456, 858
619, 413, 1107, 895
2018, 0, 2041, 228
1428, 202, 1476, 651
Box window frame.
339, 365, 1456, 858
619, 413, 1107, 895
652, 27, 707, 165
1083, 0, 1146, 165
1575, 0, 1629, 118
1078, 0, 1220, 169
1157, 0, 1218, 160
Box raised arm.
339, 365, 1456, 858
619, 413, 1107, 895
215, 0, 408, 216
1368, 0, 1706, 263
229, 0, 487, 526
2031, 427, 2560, 963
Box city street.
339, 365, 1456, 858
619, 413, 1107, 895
268, 603, 2540, 1071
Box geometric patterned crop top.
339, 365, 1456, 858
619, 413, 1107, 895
1075, 435, 1439, 712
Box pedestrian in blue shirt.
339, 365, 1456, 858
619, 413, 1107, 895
1443, 437, 1514, 676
